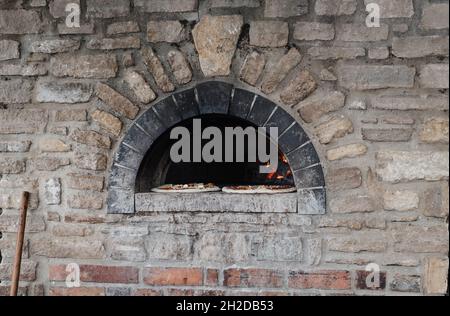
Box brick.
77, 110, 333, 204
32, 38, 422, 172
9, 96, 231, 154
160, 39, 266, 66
0, 62, 47, 76
31, 237, 105, 259
86, 0, 130, 18
27, 1, 43, 9
264, 0, 308, 17
294, 22, 334, 41
422, 184, 449, 218
30, 39, 80, 54
363, 0, 413, 18
376, 151, 449, 183
50, 53, 118, 79
58, 22, 94, 35
0, 141, 31, 153
147, 21, 187, 43
240, 51, 265, 86
224, 268, 283, 288
123, 70, 156, 104
91, 110, 122, 137
424, 257, 449, 295
368, 47, 389, 60
330, 195, 376, 214
134, 0, 198, 12
337, 24, 388, 42
146, 233, 192, 260
327, 167, 362, 192
71, 129, 111, 149
0, 9, 42, 34
371, 95, 449, 111
210, 0, 260, 8
308, 47, 364, 60
52, 224, 94, 237
328, 236, 387, 253
315, 0, 356, 15
297, 90, 345, 123
67, 173, 104, 191
0, 286, 27, 296
107, 21, 139, 35
50, 264, 138, 284
362, 128, 413, 142
96, 83, 139, 119
392, 225, 449, 253
194, 232, 252, 262
0, 235, 29, 259
143, 267, 203, 286
35, 80, 93, 104
0, 40, 20, 61
0, 215, 45, 233
34, 157, 70, 171
111, 243, 146, 262
106, 288, 131, 296
0, 78, 33, 104
132, 289, 163, 296
167, 50, 193, 85
383, 190, 419, 212
55, 109, 87, 122
390, 275, 421, 293
261, 48, 302, 94
49, 287, 105, 296
0, 261, 37, 281
382, 116, 415, 126
356, 270, 386, 290
49, 0, 79, 18
86, 36, 140, 50
326, 143, 368, 161
206, 269, 219, 286
289, 271, 351, 290
39, 138, 70, 152
256, 235, 303, 261
74, 152, 107, 171
0, 192, 39, 210
193, 15, 243, 77
68, 192, 103, 210
249, 21, 289, 47
315, 115, 353, 144
280, 70, 317, 106
420, 118, 449, 144
421, 4, 449, 30
337, 64, 415, 90
392, 36, 449, 58
0, 158, 25, 174
419, 64, 449, 89
141, 47, 175, 92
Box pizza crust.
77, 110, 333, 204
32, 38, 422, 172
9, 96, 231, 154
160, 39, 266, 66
151, 183, 221, 193
222, 185, 297, 194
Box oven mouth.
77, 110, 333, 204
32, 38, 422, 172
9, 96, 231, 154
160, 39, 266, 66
135, 114, 295, 194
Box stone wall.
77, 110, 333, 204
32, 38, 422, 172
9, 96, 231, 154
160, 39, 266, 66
0, 0, 449, 296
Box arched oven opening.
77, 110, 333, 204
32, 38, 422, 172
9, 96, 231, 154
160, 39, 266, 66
107, 82, 326, 215
135, 114, 294, 193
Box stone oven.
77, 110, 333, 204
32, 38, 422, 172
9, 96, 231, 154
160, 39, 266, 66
108, 81, 325, 215
0, 0, 448, 297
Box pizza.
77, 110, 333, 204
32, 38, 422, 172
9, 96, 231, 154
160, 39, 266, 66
151, 183, 221, 193
222, 185, 296, 194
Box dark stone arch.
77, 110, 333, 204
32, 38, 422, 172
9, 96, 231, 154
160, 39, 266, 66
107, 81, 326, 215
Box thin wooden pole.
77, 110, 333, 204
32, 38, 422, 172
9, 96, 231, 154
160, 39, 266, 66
10, 191, 30, 297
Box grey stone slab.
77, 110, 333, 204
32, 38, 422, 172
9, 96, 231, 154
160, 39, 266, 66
135, 192, 298, 213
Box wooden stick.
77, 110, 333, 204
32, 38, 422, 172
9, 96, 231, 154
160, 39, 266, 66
10, 191, 30, 297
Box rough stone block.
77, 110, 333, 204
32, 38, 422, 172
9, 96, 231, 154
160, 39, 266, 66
376, 151, 449, 183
